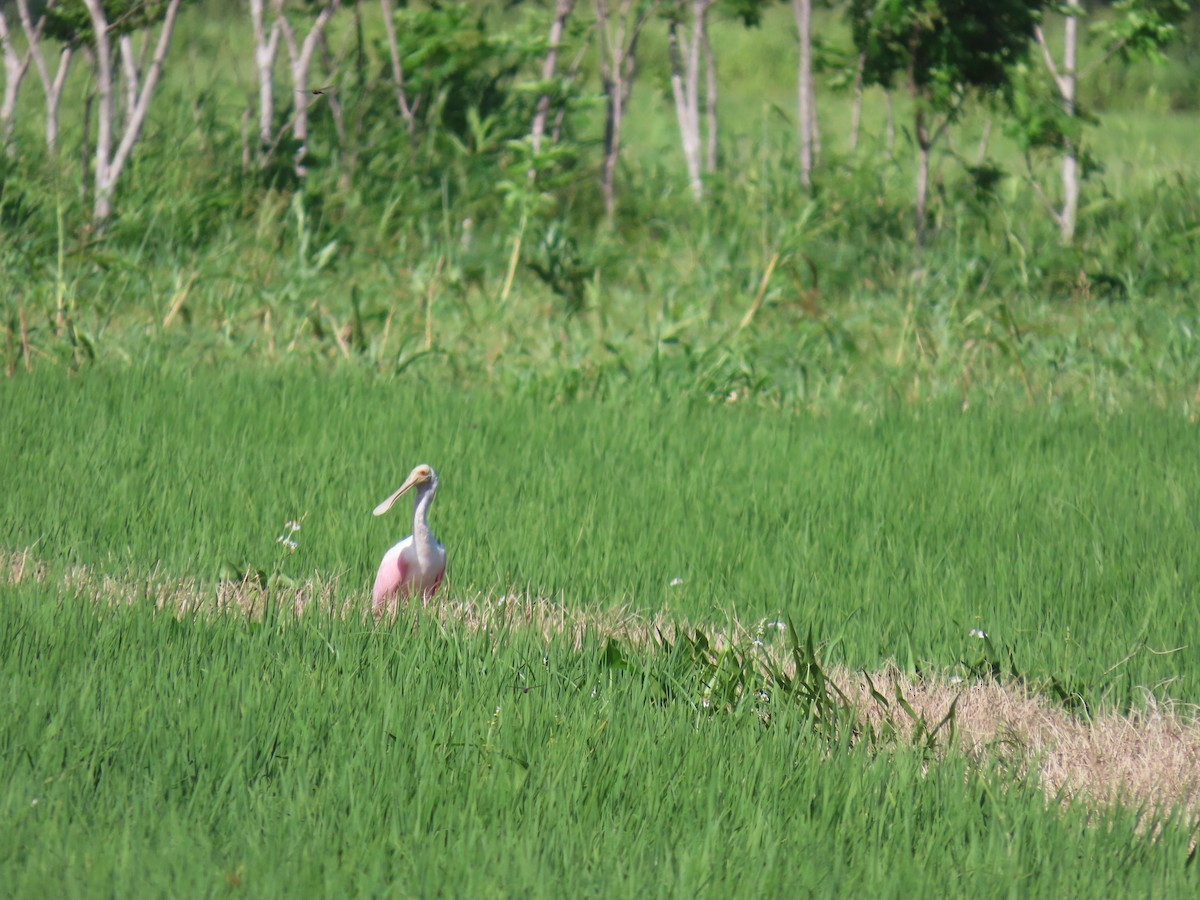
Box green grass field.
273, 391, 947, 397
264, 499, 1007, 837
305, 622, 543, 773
2, 365, 1199, 894
3, 577, 1195, 898
3, 365, 1200, 710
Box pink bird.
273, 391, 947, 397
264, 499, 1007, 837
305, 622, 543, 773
371, 464, 446, 620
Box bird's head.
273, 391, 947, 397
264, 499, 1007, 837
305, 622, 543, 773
373, 464, 438, 516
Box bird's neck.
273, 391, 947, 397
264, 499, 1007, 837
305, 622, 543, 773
411, 483, 438, 550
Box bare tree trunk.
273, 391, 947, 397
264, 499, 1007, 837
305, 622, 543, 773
85, 0, 116, 221
378, 0, 415, 132
82, 0, 183, 224
0, 9, 32, 147
17, 0, 72, 154
910, 100, 955, 249
118, 35, 139, 131
666, 3, 707, 201
277, 0, 340, 177
249, 0, 281, 154
792, 0, 813, 186
0, 15, 31, 148
1034, 0, 1081, 243
531, 0, 575, 155
595, 0, 651, 222
665, 0, 712, 197
1060, 7, 1079, 243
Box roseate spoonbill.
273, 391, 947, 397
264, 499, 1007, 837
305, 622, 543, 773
371, 464, 446, 619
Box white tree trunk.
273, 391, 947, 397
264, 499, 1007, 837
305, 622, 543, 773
118, 35, 141, 132
0, 9, 31, 147
82, 0, 183, 223
1034, 0, 1082, 243
666, 0, 711, 200
666, 19, 700, 199
596, 0, 651, 222
277, 0, 340, 176
792, 0, 813, 187
1060, 6, 1079, 243
249, 0, 282, 152
17, 0, 72, 154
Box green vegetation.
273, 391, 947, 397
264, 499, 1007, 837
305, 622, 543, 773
3, 0, 1200, 893
0, 3, 1197, 410
4, 365, 1199, 713
2, 578, 1198, 897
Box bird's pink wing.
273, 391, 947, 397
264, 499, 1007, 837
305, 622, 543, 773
372, 546, 410, 614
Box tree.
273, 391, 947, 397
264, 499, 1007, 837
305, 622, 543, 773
276, 0, 340, 176
246, 0, 341, 177
850, 0, 1042, 247
60, 0, 186, 224
665, 0, 715, 201
662, 0, 769, 201
0, 6, 32, 147
792, 0, 818, 187
595, 0, 654, 222
12, 0, 74, 154
378, 0, 417, 134
1022, 0, 1189, 243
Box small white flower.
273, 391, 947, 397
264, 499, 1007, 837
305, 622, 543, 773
30, 798, 38, 807
700, 697, 712, 709
949, 675, 964, 684
285, 520, 302, 533
969, 629, 987, 639
752, 639, 764, 648
669, 577, 684, 587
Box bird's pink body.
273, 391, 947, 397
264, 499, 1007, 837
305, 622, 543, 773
372, 534, 446, 613
371, 464, 446, 620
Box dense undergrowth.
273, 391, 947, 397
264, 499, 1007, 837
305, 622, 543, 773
1, 4, 1198, 411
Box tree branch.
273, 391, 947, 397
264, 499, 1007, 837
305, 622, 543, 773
378, 0, 415, 132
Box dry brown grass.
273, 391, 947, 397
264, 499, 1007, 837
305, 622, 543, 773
6, 547, 1200, 824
